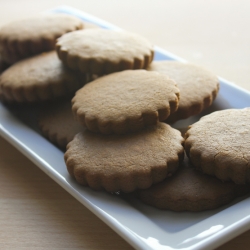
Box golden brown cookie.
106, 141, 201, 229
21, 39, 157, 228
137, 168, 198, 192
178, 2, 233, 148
38, 100, 85, 150
148, 61, 220, 123
0, 51, 87, 103
135, 156, 249, 212
72, 70, 179, 134
0, 13, 83, 64
185, 108, 250, 184
65, 122, 184, 193
56, 29, 154, 75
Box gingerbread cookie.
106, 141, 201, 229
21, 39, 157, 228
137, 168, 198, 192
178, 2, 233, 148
0, 13, 83, 64
185, 108, 250, 184
0, 51, 87, 103
56, 29, 154, 75
72, 70, 179, 134
148, 61, 219, 123
38, 100, 85, 150
135, 156, 249, 212
65, 122, 184, 193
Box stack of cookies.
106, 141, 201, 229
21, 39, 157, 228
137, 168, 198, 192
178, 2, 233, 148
55, 26, 186, 193
0, 13, 249, 212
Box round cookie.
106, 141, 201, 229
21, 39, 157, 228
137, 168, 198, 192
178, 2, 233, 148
185, 108, 250, 184
56, 29, 154, 75
0, 51, 87, 103
72, 70, 180, 134
135, 156, 249, 212
65, 122, 184, 193
148, 61, 220, 123
38, 100, 85, 150
0, 13, 83, 64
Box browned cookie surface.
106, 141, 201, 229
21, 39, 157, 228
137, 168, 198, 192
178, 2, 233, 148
56, 29, 154, 75
65, 123, 184, 193
135, 156, 249, 212
0, 51, 87, 103
148, 61, 219, 123
38, 100, 85, 150
72, 70, 179, 134
185, 108, 250, 184
0, 13, 83, 64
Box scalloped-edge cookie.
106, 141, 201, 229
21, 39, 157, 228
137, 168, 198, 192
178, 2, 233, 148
148, 61, 219, 123
38, 100, 85, 150
134, 156, 249, 212
185, 108, 250, 184
56, 29, 154, 75
64, 122, 184, 193
72, 70, 180, 134
0, 51, 87, 103
0, 13, 83, 64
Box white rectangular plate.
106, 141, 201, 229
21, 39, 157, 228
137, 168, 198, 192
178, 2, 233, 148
1, 6, 250, 250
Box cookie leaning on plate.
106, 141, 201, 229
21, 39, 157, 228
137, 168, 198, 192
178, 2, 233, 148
56, 29, 154, 75
0, 51, 87, 103
0, 13, 83, 64
65, 122, 184, 193
38, 100, 85, 150
72, 70, 180, 134
148, 61, 220, 123
135, 156, 249, 212
185, 108, 250, 184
